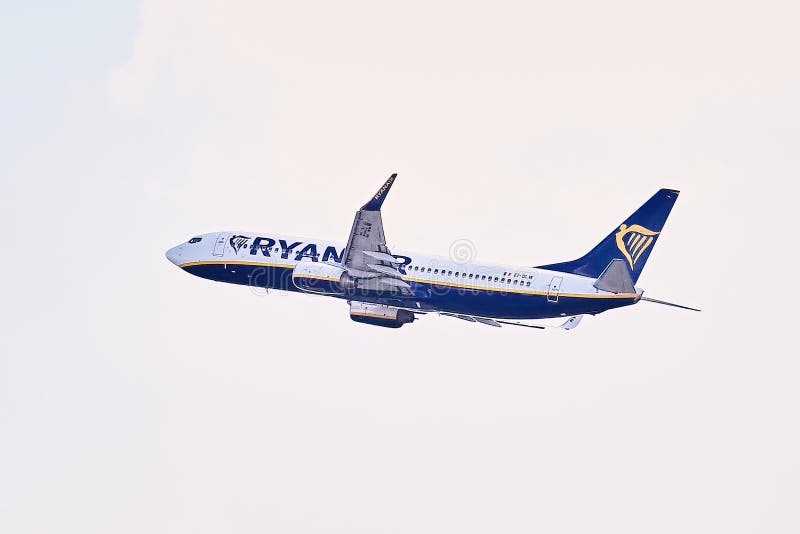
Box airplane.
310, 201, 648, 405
165, 174, 699, 329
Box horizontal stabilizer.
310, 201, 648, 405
640, 296, 701, 312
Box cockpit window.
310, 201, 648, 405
188, 237, 202, 244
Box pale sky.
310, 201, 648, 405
2, 1, 799, 532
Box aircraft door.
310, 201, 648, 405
547, 276, 563, 303
213, 233, 228, 256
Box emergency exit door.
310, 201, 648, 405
547, 276, 563, 303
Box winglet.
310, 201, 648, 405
361, 173, 397, 211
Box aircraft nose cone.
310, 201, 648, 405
166, 245, 184, 266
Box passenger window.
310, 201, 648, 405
449, 271, 453, 276
469, 274, 473, 279
494, 277, 499, 282
501, 278, 505, 283
434, 269, 439, 274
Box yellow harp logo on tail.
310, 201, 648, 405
615, 224, 660, 269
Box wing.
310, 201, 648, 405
341, 174, 411, 293
440, 312, 583, 330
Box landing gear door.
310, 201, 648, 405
547, 276, 563, 303
213, 233, 228, 257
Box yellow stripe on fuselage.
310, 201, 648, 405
179, 259, 293, 269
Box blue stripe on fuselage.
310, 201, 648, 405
180, 262, 636, 320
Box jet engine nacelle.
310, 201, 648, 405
292, 263, 353, 295
349, 301, 415, 329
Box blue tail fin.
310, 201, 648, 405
538, 189, 679, 284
